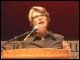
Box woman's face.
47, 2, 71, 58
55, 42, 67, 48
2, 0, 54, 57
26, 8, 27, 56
32, 12, 48, 29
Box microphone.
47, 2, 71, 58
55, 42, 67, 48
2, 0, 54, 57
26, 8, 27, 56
23, 26, 39, 41
29, 26, 39, 35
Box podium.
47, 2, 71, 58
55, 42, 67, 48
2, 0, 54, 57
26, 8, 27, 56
1, 48, 70, 59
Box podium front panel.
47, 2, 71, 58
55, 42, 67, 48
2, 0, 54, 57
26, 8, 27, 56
1, 48, 70, 59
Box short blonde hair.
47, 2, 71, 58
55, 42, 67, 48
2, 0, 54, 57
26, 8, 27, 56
28, 6, 50, 25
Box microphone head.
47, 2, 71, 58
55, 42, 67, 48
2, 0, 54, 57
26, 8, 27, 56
34, 26, 39, 30
30, 26, 39, 34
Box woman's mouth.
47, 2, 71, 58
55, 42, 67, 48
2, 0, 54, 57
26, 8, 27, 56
39, 22, 45, 24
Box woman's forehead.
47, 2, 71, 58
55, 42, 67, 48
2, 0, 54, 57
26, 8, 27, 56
32, 12, 42, 17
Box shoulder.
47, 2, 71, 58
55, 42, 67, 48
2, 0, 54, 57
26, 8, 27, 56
53, 33, 64, 39
49, 31, 64, 40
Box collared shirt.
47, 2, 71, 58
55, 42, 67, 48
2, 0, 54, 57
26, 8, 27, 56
23, 31, 64, 49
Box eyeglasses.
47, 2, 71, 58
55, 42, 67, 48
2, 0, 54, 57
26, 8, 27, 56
32, 14, 46, 20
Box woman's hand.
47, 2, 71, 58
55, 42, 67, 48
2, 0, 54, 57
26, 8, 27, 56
62, 40, 72, 59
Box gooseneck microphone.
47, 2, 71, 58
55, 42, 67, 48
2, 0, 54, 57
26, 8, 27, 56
23, 26, 39, 41
29, 26, 39, 36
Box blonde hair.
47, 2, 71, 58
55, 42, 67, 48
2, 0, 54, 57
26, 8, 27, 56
28, 6, 50, 25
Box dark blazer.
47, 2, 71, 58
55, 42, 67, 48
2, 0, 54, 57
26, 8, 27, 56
23, 31, 64, 49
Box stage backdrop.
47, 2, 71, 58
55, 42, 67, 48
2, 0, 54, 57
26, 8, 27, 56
1, 1, 79, 40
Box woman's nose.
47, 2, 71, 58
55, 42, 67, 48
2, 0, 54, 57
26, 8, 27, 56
38, 16, 42, 20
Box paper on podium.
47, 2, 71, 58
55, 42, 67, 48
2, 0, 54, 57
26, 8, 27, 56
1, 48, 70, 59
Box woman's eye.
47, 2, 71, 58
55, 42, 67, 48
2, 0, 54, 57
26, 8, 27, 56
40, 14, 44, 16
33, 16, 38, 19
33, 15, 46, 20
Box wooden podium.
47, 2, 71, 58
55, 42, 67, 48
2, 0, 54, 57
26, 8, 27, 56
1, 48, 70, 59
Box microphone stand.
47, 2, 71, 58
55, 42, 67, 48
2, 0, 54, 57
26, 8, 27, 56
1, 32, 28, 50
1, 26, 38, 50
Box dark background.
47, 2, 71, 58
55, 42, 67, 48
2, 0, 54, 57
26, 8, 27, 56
1, 1, 79, 40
